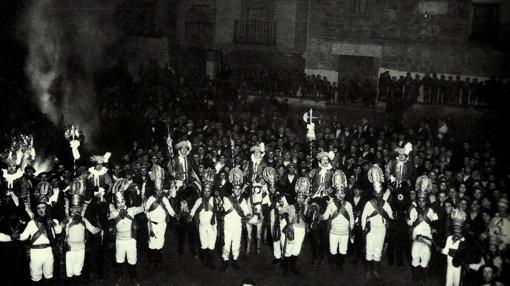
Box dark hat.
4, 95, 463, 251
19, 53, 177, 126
24, 166, 36, 173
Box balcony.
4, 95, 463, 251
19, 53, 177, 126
185, 21, 214, 47
234, 20, 277, 45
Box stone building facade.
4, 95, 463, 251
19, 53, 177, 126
168, 0, 509, 81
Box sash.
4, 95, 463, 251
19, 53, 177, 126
412, 207, 431, 228
148, 197, 171, 222
196, 197, 217, 225
328, 200, 349, 233
225, 196, 247, 221
368, 199, 390, 222
331, 200, 350, 222
113, 210, 136, 238
29, 223, 48, 246
365, 199, 390, 234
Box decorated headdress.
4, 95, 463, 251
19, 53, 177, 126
175, 140, 192, 151
112, 178, 131, 194
35, 181, 52, 203
113, 191, 125, 206
332, 170, 348, 191
415, 175, 432, 193
316, 151, 335, 161
202, 168, 216, 184
262, 167, 277, 187
368, 164, 384, 194
69, 178, 86, 197
228, 167, 244, 186
90, 152, 111, 165
295, 177, 311, 197
69, 194, 83, 207
250, 142, 265, 154
451, 209, 467, 227
150, 164, 165, 191
395, 143, 413, 157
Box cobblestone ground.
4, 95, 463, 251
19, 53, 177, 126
80, 228, 442, 286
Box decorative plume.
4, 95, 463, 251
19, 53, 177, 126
403, 142, 413, 155
262, 167, 277, 186
332, 170, 347, 191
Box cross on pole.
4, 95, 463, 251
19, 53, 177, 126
303, 108, 317, 125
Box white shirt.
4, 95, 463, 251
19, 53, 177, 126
223, 196, 251, 227
190, 197, 215, 226
109, 206, 144, 240
361, 200, 394, 233
442, 235, 464, 263
323, 200, 354, 235
66, 217, 100, 250
19, 219, 62, 245
407, 207, 438, 239
145, 196, 175, 223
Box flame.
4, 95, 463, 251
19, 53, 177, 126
33, 157, 54, 175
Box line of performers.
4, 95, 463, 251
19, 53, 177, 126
0, 141, 483, 286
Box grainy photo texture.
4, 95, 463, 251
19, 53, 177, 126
0, 1, 509, 286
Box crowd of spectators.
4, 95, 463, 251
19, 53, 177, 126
1, 58, 509, 286
379, 71, 510, 108
234, 67, 379, 106
230, 67, 509, 110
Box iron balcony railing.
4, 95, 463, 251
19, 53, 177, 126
185, 21, 214, 46
234, 20, 276, 45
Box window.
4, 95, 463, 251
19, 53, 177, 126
471, 3, 499, 42
352, 0, 369, 15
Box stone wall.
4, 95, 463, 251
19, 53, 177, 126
309, 0, 472, 44
304, 0, 510, 78
381, 43, 509, 76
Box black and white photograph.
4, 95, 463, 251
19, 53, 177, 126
0, 0, 509, 285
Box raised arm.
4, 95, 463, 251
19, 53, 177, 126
18, 220, 36, 241
163, 197, 176, 217
52, 219, 62, 235
189, 198, 202, 218
347, 203, 355, 230
321, 203, 332, 221
83, 217, 101, 235
407, 208, 417, 226
361, 203, 371, 231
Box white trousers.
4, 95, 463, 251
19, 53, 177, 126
116, 238, 137, 265
445, 259, 461, 286
411, 240, 431, 268
329, 233, 349, 255
66, 249, 85, 277
365, 230, 386, 261
223, 226, 242, 260
282, 227, 306, 257
148, 222, 167, 250
30, 248, 54, 281
199, 224, 217, 250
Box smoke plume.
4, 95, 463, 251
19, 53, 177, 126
24, 0, 120, 147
